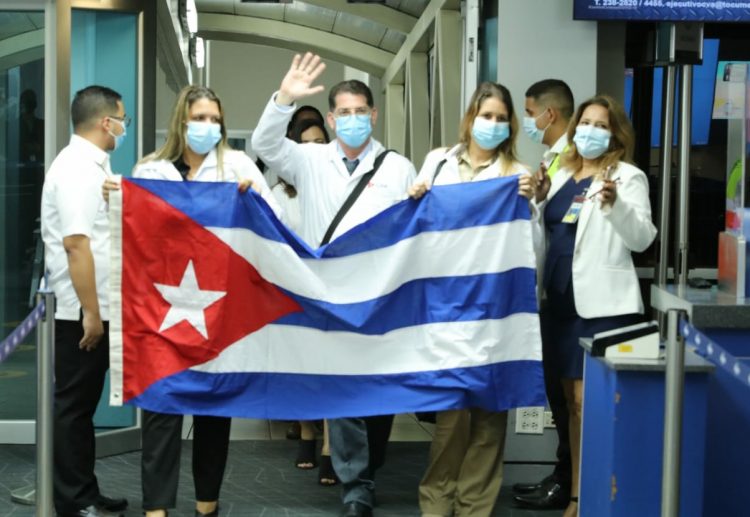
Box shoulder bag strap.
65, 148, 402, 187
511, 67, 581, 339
432, 158, 448, 183
320, 149, 395, 246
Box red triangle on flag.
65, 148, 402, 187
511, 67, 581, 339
119, 181, 301, 401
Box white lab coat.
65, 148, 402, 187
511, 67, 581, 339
535, 161, 657, 319
132, 147, 281, 217
270, 181, 302, 234
417, 144, 531, 185
252, 95, 417, 246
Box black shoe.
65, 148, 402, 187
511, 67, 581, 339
512, 473, 555, 494
513, 482, 570, 510
95, 495, 128, 512
61, 505, 123, 517
340, 501, 373, 517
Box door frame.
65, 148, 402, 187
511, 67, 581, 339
0, 0, 156, 454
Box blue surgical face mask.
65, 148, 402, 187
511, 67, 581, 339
108, 118, 127, 151
573, 125, 611, 159
335, 114, 372, 148
471, 117, 510, 150
186, 121, 222, 155
523, 111, 550, 144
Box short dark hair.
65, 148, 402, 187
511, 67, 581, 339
328, 80, 373, 111
291, 118, 330, 144
525, 79, 574, 120
71, 85, 122, 129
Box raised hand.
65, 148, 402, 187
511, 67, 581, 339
598, 179, 618, 207
276, 53, 327, 106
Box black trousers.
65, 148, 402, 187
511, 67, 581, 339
540, 308, 572, 487
141, 410, 231, 510
366, 414, 394, 475
53, 319, 110, 515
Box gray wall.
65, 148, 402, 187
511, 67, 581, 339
206, 40, 385, 143
497, 0, 598, 168
155, 51, 181, 139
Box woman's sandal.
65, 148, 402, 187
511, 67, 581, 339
295, 439, 318, 469
318, 455, 339, 486
195, 507, 218, 517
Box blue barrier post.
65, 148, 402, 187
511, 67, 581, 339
36, 288, 55, 517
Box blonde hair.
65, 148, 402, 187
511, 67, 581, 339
144, 85, 232, 178
458, 82, 520, 173
561, 94, 635, 177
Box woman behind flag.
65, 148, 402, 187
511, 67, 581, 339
104, 84, 279, 517
408, 81, 535, 517
532, 95, 657, 517
272, 115, 340, 487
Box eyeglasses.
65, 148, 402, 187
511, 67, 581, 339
108, 115, 132, 128
334, 107, 371, 118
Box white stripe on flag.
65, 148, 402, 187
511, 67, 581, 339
208, 219, 535, 304
190, 312, 541, 376
108, 189, 125, 406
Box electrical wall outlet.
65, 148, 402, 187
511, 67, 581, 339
515, 406, 545, 434
544, 410, 556, 429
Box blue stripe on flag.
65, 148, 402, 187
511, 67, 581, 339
279, 269, 538, 334
128, 360, 546, 419
129, 176, 529, 257
129, 179, 317, 257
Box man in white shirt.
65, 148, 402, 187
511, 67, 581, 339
524, 79, 575, 180
252, 53, 416, 517
41, 85, 130, 517
514, 79, 575, 511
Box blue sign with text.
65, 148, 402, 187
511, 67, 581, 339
574, 0, 750, 22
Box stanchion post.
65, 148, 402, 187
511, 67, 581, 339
36, 289, 55, 517
656, 63, 677, 339
661, 308, 685, 517
675, 64, 692, 296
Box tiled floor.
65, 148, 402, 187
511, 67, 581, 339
0, 423, 562, 517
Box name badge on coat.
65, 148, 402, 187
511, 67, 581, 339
562, 194, 587, 224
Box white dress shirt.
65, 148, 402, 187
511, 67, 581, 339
542, 134, 569, 169
41, 135, 113, 320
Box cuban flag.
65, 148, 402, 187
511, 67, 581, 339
108, 177, 545, 419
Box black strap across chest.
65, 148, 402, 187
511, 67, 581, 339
320, 149, 395, 246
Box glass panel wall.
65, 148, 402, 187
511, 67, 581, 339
0, 10, 45, 421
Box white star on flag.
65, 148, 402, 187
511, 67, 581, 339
154, 260, 226, 339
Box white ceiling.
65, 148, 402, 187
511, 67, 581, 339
196, 0, 431, 55
0, 12, 44, 42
